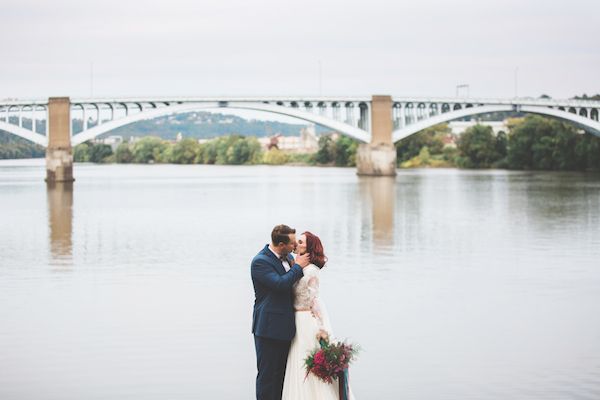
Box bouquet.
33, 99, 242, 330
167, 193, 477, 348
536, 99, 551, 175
304, 338, 359, 399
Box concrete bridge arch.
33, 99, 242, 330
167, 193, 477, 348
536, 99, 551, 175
0, 120, 48, 147
71, 101, 371, 146
392, 104, 600, 142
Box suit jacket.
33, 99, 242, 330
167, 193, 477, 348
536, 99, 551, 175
251, 244, 304, 341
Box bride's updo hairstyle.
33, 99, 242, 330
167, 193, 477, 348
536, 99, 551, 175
303, 231, 328, 269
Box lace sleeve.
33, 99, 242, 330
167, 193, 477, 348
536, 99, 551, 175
307, 269, 329, 333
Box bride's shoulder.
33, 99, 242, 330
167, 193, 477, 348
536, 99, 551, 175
305, 264, 321, 275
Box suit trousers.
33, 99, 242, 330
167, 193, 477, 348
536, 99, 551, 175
254, 335, 291, 400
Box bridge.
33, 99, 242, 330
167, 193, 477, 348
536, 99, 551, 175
1, 95, 600, 181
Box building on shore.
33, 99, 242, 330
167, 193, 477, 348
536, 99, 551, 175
93, 135, 123, 151
258, 125, 319, 153
448, 120, 508, 135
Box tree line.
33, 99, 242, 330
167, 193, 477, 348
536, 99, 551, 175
73, 115, 600, 171
5, 114, 600, 171
396, 115, 600, 171
73, 134, 362, 167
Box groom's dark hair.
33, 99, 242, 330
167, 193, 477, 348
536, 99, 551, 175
271, 224, 296, 245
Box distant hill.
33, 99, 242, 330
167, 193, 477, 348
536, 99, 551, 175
78, 111, 321, 140
0, 111, 322, 159
0, 131, 45, 159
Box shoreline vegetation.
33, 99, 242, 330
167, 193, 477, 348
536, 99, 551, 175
71, 115, 600, 171
2, 115, 600, 171
72, 129, 359, 167
396, 115, 600, 171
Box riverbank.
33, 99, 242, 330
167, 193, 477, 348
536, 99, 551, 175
5, 157, 600, 177
3, 115, 600, 172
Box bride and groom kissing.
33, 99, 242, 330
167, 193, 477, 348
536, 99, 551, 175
251, 224, 355, 400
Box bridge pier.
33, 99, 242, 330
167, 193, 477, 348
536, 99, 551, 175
45, 97, 74, 183
357, 95, 397, 176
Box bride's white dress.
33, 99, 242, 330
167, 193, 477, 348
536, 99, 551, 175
282, 264, 355, 400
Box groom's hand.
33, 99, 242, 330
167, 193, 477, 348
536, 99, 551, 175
295, 253, 310, 268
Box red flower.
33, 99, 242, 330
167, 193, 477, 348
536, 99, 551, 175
304, 339, 359, 384
314, 350, 326, 366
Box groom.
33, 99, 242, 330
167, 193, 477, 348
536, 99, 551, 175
251, 224, 310, 400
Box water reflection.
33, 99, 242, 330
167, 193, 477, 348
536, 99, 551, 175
359, 176, 395, 249
46, 182, 73, 263
507, 171, 600, 235
2, 164, 600, 399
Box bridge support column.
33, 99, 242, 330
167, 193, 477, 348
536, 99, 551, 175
45, 97, 74, 183
357, 95, 397, 176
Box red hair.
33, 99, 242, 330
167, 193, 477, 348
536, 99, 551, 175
303, 231, 328, 268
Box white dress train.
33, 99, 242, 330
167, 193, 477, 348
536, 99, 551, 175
282, 264, 355, 400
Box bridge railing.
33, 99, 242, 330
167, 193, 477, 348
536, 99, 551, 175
2, 96, 600, 147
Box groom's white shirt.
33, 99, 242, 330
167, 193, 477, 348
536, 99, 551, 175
268, 245, 291, 272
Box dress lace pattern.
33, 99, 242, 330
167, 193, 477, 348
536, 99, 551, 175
293, 264, 328, 332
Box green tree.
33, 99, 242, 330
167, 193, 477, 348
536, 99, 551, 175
246, 137, 264, 164
456, 124, 502, 168
226, 137, 262, 164
331, 136, 358, 166
442, 146, 458, 164
418, 146, 431, 164
88, 143, 113, 163
505, 115, 592, 171
73, 143, 90, 162
506, 118, 537, 169
531, 136, 555, 169
214, 136, 240, 165
395, 123, 449, 164
197, 140, 218, 164
581, 133, 600, 170
132, 137, 167, 163
262, 148, 288, 165
160, 145, 174, 164
315, 136, 333, 164
513, 116, 558, 169
115, 143, 133, 163
171, 138, 200, 164
552, 127, 579, 170
495, 131, 508, 159
195, 136, 263, 165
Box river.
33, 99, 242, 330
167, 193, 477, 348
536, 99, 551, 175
1, 159, 599, 399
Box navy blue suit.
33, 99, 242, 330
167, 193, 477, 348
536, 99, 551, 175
251, 244, 304, 400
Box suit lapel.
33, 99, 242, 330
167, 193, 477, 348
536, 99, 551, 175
262, 244, 286, 275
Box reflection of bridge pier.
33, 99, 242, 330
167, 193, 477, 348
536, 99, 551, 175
47, 182, 73, 260
361, 176, 396, 248
45, 97, 74, 183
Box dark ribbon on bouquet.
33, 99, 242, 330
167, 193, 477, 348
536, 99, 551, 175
338, 368, 349, 400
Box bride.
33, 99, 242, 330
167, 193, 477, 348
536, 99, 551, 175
282, 231, 355, 400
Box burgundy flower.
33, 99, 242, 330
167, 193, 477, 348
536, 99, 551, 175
314, 351, 326, 365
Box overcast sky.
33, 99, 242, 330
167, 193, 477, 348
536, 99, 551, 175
1, 0, 599, 101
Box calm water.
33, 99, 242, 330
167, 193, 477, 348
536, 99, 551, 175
1, 159, 600, 400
